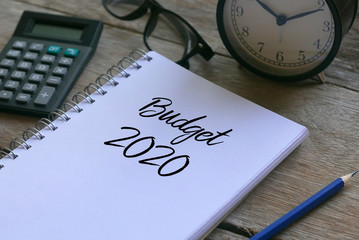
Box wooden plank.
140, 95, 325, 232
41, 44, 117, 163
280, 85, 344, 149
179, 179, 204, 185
200, 56, 359, 239
205, 228, 250, 240
15, 0, 359, 89
0, 0, 358, 239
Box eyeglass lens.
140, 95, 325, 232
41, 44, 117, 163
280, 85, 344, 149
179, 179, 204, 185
145, 11, 199, 62
103, 0, 214, 66
104, 0, 146, 18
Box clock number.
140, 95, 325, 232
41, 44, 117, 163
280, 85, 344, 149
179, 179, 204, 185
236, 6, 244, 17
323, 21, 331, 32
318, 0, 325, 8
276, 51, 284, 62
313, 39, 321, 49
242, 26, 249, 37
257, 42, 264, 52
298, 50, 306, 61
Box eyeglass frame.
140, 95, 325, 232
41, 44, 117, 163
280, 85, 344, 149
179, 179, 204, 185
102, 0, 215, 69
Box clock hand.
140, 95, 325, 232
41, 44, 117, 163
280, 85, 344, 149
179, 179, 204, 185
256, 0, 278, 18
287, 8, 324, 21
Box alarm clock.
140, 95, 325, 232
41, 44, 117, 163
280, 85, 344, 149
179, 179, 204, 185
216, 0, 358, 81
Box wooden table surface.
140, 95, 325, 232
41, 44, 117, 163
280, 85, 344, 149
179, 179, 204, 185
1, 1, 358, 239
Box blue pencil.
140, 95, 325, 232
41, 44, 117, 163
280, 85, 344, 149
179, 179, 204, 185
250, 170, 358, 240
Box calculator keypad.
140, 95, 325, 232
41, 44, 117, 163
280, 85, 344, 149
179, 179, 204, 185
0, 39, 81, 116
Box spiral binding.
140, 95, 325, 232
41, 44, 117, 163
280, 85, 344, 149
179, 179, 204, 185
0, 49, 152, 166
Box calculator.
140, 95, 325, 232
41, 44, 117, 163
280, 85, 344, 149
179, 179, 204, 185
0, 11, 103, 116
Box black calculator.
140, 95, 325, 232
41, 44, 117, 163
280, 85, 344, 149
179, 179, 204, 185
0, 11, 103, 116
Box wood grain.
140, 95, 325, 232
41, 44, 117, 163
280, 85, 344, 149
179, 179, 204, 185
0, 0, 358, 239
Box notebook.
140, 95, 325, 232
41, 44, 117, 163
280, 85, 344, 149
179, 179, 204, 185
0, 50, 308, 240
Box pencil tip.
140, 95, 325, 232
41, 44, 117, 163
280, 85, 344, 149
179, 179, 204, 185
352, 170, 359, 177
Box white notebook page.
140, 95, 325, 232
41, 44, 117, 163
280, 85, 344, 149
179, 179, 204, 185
0, 51, 308, 240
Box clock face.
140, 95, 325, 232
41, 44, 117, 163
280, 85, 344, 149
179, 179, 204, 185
220, 0, 340, 80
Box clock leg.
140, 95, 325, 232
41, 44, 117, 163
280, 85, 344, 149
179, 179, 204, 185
312, 72, 326, 83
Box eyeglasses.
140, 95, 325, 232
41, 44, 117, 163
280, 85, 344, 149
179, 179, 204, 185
102, 0, 215, 69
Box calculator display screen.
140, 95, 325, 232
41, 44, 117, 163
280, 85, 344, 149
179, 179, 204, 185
31, 23, 83, 40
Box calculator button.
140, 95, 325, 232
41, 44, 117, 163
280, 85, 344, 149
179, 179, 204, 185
6, 49, 21, 59
17, 61, 32, 71
58, 57, 73, 67
34, 86, 55, 106
15, 93, 31, 104
41, 54, 56, 64
10, 71, 26, 81
12, 41, 27, 50
23, 52, 38, 62
47, 45, 62, 55
53, 66, 67, 76
22, 83, 37, 93
47, 76, 62, 86
28, 73, 44, 83
0, 90, 13, 101
4, 80, 19, 91
0, 59, 15, 68
29, 43, 45, 52
0, 68, 8, 78
34, 64, 49, 73
64, 48, 79, 58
